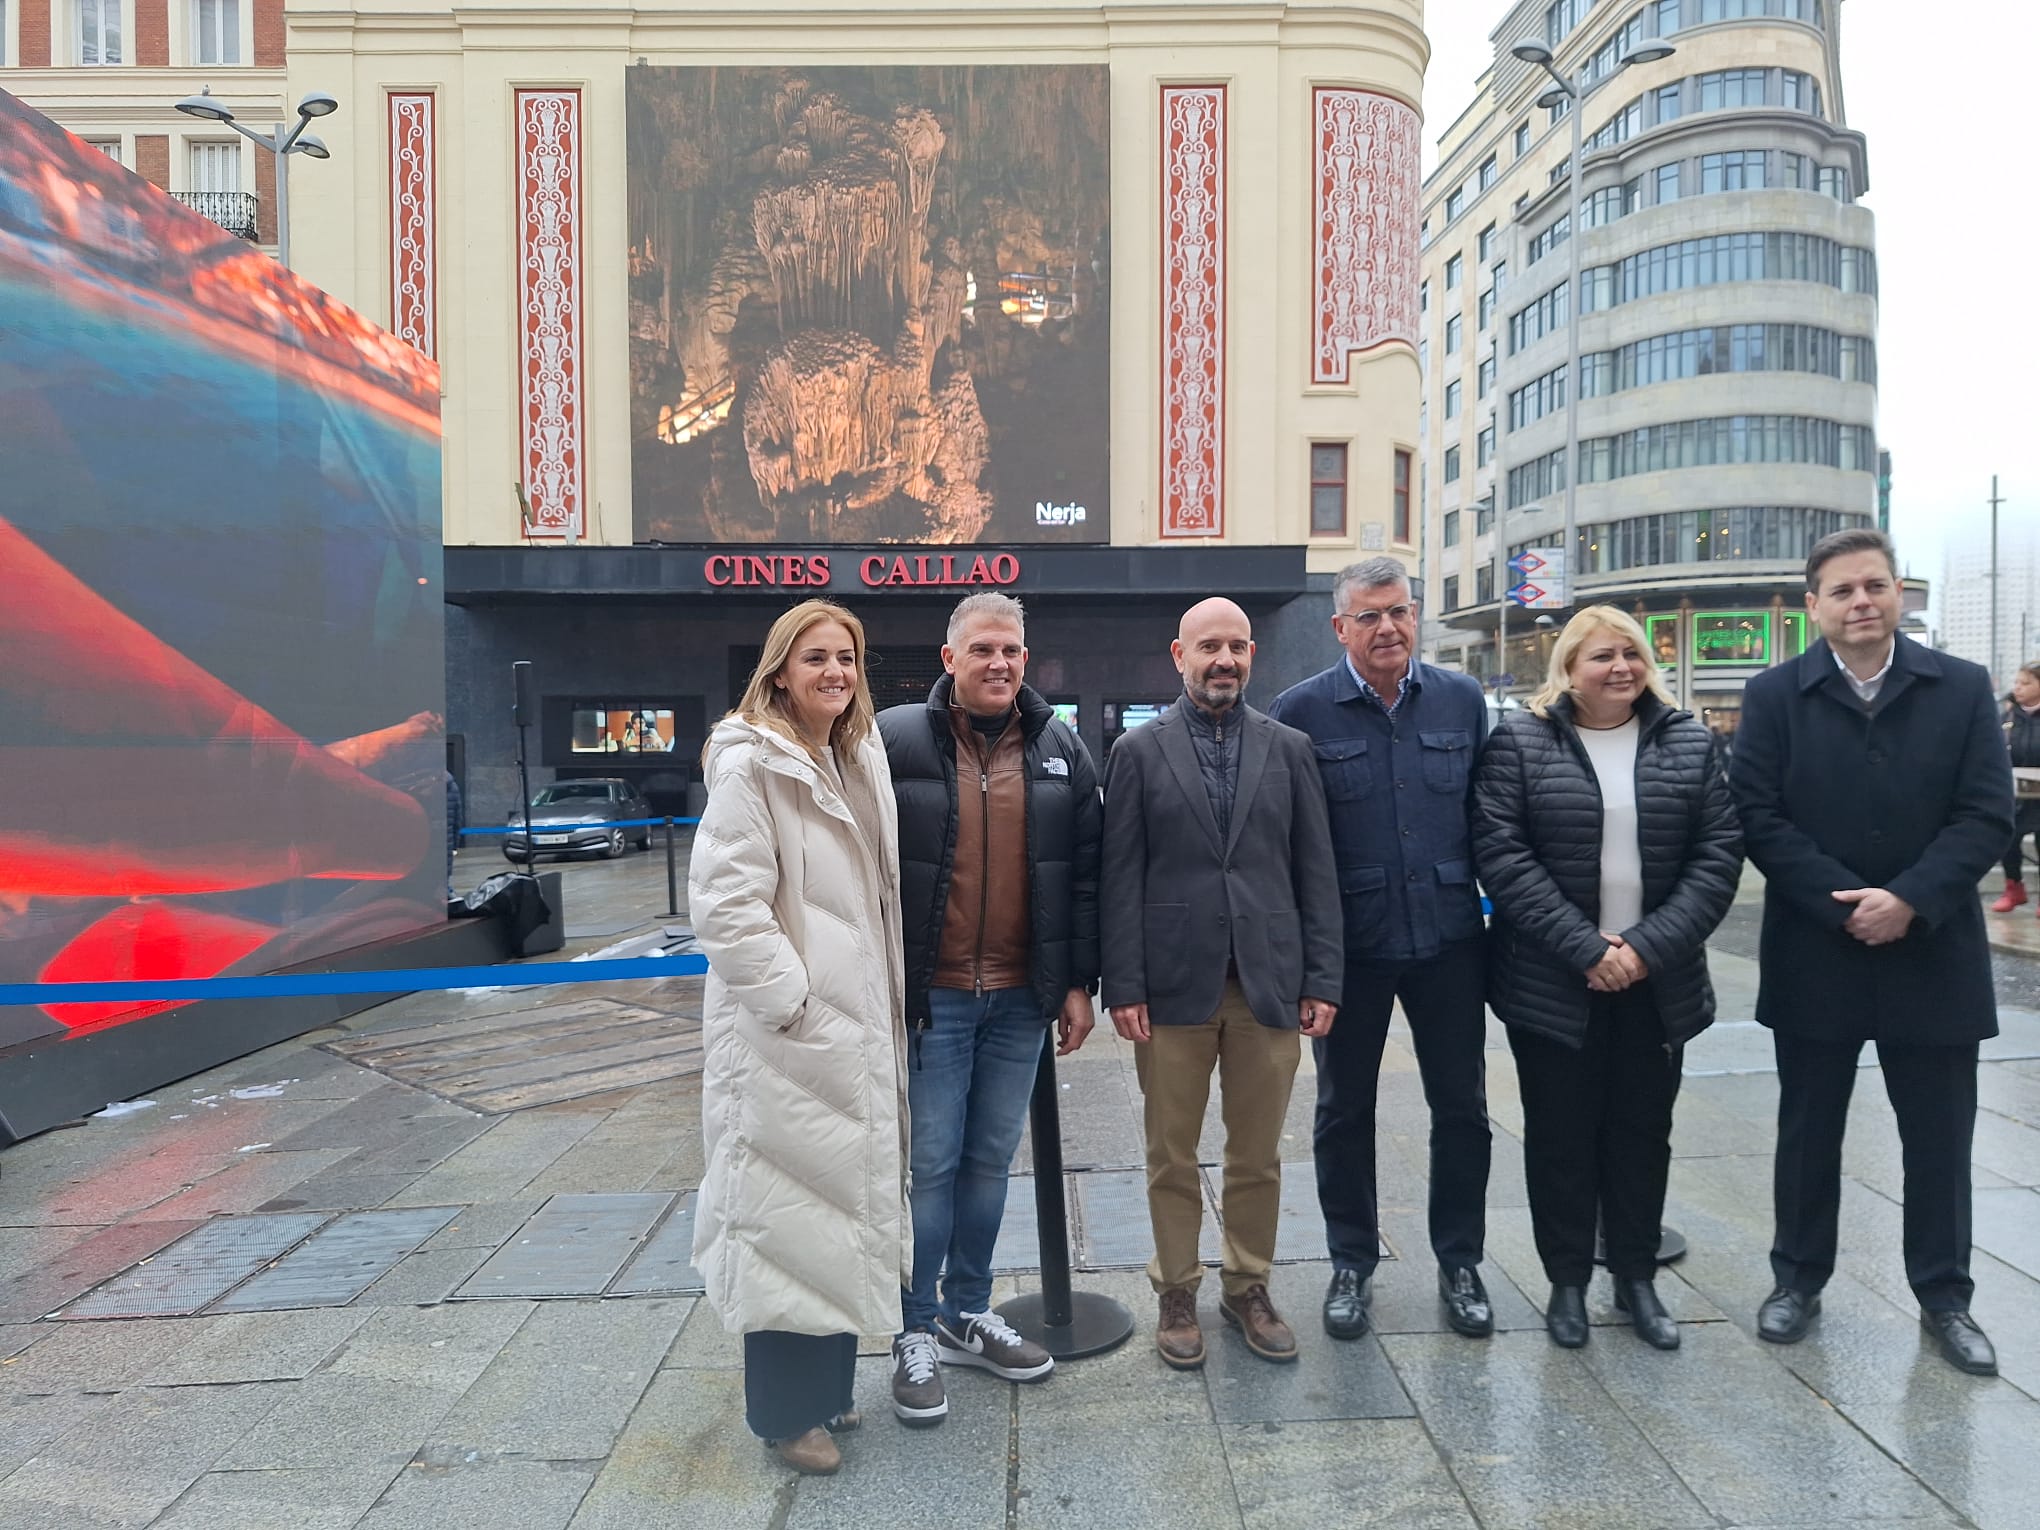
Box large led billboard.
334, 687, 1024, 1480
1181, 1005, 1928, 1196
0, 90, 445, 1047
626, 66, 1112, 545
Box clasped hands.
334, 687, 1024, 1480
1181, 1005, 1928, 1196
1586, 932, 1649, 993
1110, 995, 1337, 1042
1832, 886, 1915, 946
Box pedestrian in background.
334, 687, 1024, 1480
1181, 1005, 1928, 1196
1732, 529, 2012, 1376
877, 591, 1101, 1425
688, 599, 908, 1475
1991, 662, 2040, 915
1102, 597, 1342, 1370
1473, 606, 1741, 1351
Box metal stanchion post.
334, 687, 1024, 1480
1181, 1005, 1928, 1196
663, 816, 680, 918
995, 1047, 1134, 1358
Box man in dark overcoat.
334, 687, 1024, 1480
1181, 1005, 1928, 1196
1731, 528, 2014, 1375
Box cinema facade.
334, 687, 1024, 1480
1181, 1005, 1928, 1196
279, 0, 1430, 815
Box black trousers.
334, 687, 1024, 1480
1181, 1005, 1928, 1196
1314, 936, 1491, 1277
1508, 986, 1682, 1285
1771, 1033, 1978, 1312
743, 1330, 856, 1442
2002, 803, 2040, 881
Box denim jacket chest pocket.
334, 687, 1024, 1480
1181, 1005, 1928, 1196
1311, 737, 1372, 800
1418, 729, 1472, 793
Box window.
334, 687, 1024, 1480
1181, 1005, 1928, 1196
85, 139, 123, 165
1419, 339, 1430, 375
1444, 452, 1462, 489
78, 0, 122, 63
1818, 166, 1851, 202
1393, 450, 1412, 543
1508, 447, 1568, 506
1445, 314, 1463, 355
1509, 365, 1569, 430
1575, 415, 1876, 484
193, 0, 241, 65
1781, 70, 1821, 116
1515, 122, 1531, 157
1445, 253, 1464, 290
1478, 355, 1496, 397
1549, 157, 1572, 186
1442, 575, 1461, 611
1445, 380, 1462, 419
1549, 96, 1571, 126
1478, 222, 1497, 262
1527, 508, 1860, 577
1420, 279, 1430, 314
1545, 0, 1590, 49
1656, 163, 1681, 203
1444, 506, 1461, 541
1580, 232, 1878, 312
1507, 281, 1570, 355
1477, 564, 1495, 604
1491, 259, 1508, 294
1654, 0, 1680, 33
1479, 156, 1499, 193
1478, 287, 1497, 331
1478, 425, 1496, 467
1655, 83, 1683, 124
1700, 150, 1766, 193
1447, 185, 1466, 222
188, 140, 242, 194
1527, 214, 1570, 266
1310, 443, 1349, 535
1697, 68, 1766, 112
1582, 321, 1874, 394
1421, 218, 1433, 248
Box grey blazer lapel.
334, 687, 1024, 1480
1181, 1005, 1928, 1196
1225, 710, 1271, 857
1157, 709, 1224, 856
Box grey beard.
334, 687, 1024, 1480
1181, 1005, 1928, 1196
1188, 676, 1246, 712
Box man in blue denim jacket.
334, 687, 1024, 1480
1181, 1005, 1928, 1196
1268, 557, 1495, 1341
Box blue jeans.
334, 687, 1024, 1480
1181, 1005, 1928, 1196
900, 986, 1045, 1333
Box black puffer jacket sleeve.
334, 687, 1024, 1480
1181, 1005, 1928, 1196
1470, 717, 1609, 974
1619, 729, 1743, 976
1066, 729, 1104, 993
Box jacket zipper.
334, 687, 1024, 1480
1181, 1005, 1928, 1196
975, 742, 991, 997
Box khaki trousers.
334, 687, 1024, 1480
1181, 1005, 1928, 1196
1133, 980, 1301, 1296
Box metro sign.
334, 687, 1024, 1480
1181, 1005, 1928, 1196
1509, 580, 1565, 611
1508, 550, 1550, 578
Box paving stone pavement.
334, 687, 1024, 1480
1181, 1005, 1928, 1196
2, 852, 2038, 1527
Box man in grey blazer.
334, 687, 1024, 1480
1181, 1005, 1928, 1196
1102, 597, 1343, 1369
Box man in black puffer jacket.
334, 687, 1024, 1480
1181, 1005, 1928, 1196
876, 592, 1101, 1426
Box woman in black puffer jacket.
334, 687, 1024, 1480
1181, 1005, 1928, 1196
1993, 662, 2040, 913
1473, 606, 1742, 1353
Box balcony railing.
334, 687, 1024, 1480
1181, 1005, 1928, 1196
168, 190, 260, 242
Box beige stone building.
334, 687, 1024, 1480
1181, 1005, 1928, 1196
7, 0, 1432, 810
1417, 0, 1888, 736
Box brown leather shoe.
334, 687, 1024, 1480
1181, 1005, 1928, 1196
1155, 1287, 1206, 1369
1221, 1284, 1299, 1362
767, 1425, 842, 1475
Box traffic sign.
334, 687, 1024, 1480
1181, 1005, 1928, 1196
1509, 579, 1566, 610
1507, 546, 1568, 609
1507, 550, 1549, 578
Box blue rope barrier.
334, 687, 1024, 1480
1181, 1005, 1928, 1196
459, 817, 700, 837
0, 953, 709, 1007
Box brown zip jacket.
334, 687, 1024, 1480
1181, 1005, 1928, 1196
932, 706, 1032, 992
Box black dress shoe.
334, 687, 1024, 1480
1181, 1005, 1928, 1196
1613, 1278, 1680, 1350
1322, 1268, 1370, 1340
1757, 1286, 1820, 1344
1544, 1284, 1589, 1348
1922, 1310, 1998, 1376
1439, 1266, 1494, 1337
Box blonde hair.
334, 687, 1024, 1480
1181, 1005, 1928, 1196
724, 599, 877, 761
1527, 605, 1676, 719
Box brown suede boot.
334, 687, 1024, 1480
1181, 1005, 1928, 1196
767, 1425, 842, 1475
1221, 1283, 1298, 1362
1155, 1287, 1205, 1369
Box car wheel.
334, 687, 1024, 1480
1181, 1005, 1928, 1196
603, 828, 627, 859
637, 832, 653, 852
504, 849, 528, 864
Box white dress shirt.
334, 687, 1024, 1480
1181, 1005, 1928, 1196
1834, 641, 1896, 705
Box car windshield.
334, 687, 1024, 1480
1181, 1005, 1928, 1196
534, 784, 612, 804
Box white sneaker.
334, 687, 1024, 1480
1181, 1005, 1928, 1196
935, 1309, 1055, 1381
890, 1330, 948, 1423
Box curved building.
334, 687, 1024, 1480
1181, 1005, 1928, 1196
1419, 0, 1887, 737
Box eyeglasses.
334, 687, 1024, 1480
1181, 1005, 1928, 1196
1334, 604, 1416, 631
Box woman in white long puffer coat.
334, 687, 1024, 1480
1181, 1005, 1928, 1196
688, 598, 908, 1478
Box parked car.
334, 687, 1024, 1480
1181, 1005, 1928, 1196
503, 779, 654, 862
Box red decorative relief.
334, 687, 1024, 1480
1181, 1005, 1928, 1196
1312, 87, 1420, 385
1160, 84, 1226, 538
388, 92, 436, 359
516, 89, 585, 540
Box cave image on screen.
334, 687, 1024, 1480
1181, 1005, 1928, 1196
626, 65, 1111, 546
0, 88, 446, 1046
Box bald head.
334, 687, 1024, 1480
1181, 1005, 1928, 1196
1172, 597, 1255, 714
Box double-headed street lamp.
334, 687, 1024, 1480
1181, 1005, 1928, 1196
173, 88, 338, 271
1507, 35, 1674, 609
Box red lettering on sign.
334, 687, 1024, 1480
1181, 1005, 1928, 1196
966, 555, 993, 584
991, 553, 1020, 584
704, 554, 734, 587
809, 555, 832, 583
741, 555, 776, 586
833, 551, 1024, 587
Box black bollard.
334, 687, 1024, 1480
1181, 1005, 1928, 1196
994, 1046, 1134, 1358
663, 816, 680, 918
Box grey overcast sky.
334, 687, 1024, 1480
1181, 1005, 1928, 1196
1419, 0, 2039, 606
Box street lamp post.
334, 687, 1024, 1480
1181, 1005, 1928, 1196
173, 89, 338, 270
1508, 36, 1675, 610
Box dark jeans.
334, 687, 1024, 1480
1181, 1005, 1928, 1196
1314, 936, 1491, 1277
2003, 803, 2040, 881
743, 1330, 855, 1441
1508, 985, 1682, 1285
1771, 1033, 1978, 1312
900, 986, 1045, 1332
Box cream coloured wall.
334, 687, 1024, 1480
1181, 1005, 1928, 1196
281, 0, 1427, 570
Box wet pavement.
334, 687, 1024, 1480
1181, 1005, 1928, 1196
1, 845, 2037, 1528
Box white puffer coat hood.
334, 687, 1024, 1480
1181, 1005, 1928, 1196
688, 715, 909, 1336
